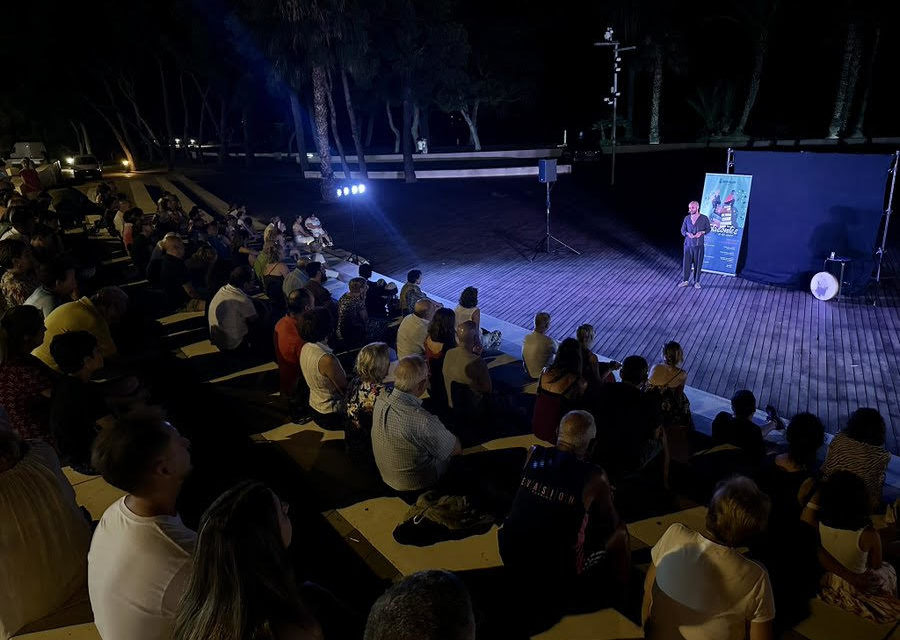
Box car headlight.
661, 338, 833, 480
65, 157, 75, 165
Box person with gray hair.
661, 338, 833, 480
442, 320, 492, 410
522, 311, 557, 379
364, 570, 475, 640
395, 298, 435, 360
500, 410, 629, 615
346, 342, 391, 467
371, 355, 460, 492
642, 475, 774, 640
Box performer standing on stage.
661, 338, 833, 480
678, 200, 711, 290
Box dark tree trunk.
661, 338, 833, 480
401, 74, 416, 182
197, 86, 207, 164
80, 121, 92, 154
852, 27, 880, 138
326, 72, 352, 179
89, 102, 136, 170
828, 22, 862, 138
179, 72, 190, 160
70, 120, 85, 154
289, 91, 310, 173
386, 101, 400, 153
158, 58, 175, 169
365, 112, 375, 148
102, 79, 140, 168
191, 74, 220, 140
421, 105, 431, 146
311, 65, 336, 199
341, 68, 367, 178
242, 106, 253, 167
218, 97, 227, 165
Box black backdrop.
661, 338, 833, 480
735, 151, 891, 292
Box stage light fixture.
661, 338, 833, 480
351, 185, 359, 194
343, 187, 350, 196
336, 188, 343, 198
358, 184, 366, 194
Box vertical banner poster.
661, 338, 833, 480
700, 173, 752, 276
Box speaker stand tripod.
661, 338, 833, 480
531, 181, 580, 260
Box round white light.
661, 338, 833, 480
342, 187, 350, 196
351, 185, 358, 195
336, 188, 342, 198
357, 184, 366, 194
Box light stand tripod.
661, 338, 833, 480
531, 180, 580, 260
872, 150, 899, 307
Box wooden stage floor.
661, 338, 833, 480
356, 179, 900, 453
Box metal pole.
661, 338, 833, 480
726, 148, 734, 174
351, 201, 359, 264
611, 41, 618, 186
546, 181, 551, 253
875, 150, 899, 286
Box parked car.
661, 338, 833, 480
7, 141, 48, 166
62, 155, 102, 180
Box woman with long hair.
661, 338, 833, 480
424, 308, 457, 413
532, 338, 586, 444
261, 240, 290, 311
454, 286, 501, 351
345, 342, 391, 467
174, 480, 322, 640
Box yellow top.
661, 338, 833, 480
32, 297, 116, 372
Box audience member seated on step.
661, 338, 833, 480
0, 306, 53, 440
399, 269, 425, 315
298, 307, 347, 428
647, 341, 694, 433
0, 431, 92, 640
532, 338, 587, 444
592, 355, 666, 487
396, 298, 435, 360
346, 342, 391, 469
30, 224, 66, 264
423, 307, 456, 413
811, 471, 900, 623
372, 355, 460, 494
359, 263, 397, 318
819, 408, 891, 511
500, 411, 630, 617
337, 277, 369, 350
364, 570, 475, 640
522, 311, 557, 379
173, 480, 324, 640
711, 389, 783, 463
282, 256, 310, 299
302, 213, 333, 247
33, 286, 127, 373
261, 240, 290, 312
454, 286, 501, 351
25, 256, 77, 319
49, 331, 115, 474
642, 476, 775, 640
576, 323, 619, 389
112, 194, 132, 238
302, 261, 337, 321
186, 244, 218, 302
443, 321, 493, 435
146, 232, 178, 285
208, 266, 260, 352
159, 235, 205, 313
0, 238, 38, 311
17, 158, 43, 198
755, 412, 825, 630
1, 205, 36, 243
204, 220, 231, 261
275, 289, 314, 420
88, 408, 195, 640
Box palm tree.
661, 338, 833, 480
730, 0, 779, 137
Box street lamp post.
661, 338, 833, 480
595, 28, 635, 187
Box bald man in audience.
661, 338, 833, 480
442, 320, 492, 409
500, 410, 629, 612
396, 298, 436, 360
371, 355, 461, 493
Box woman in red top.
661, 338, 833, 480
0, 306, 53, 441
532, 339, 587, 444
18, 159, 43, 196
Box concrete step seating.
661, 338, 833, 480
17, 176, 900, 640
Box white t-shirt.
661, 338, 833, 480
88, 497, 196, 640
646, 523, 775, 640
208, 284, 257, 350
521, 331, 557, 379
396, 314, 429, 360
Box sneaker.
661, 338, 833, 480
677, 281, 690, 288
694, 283, 701, 289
